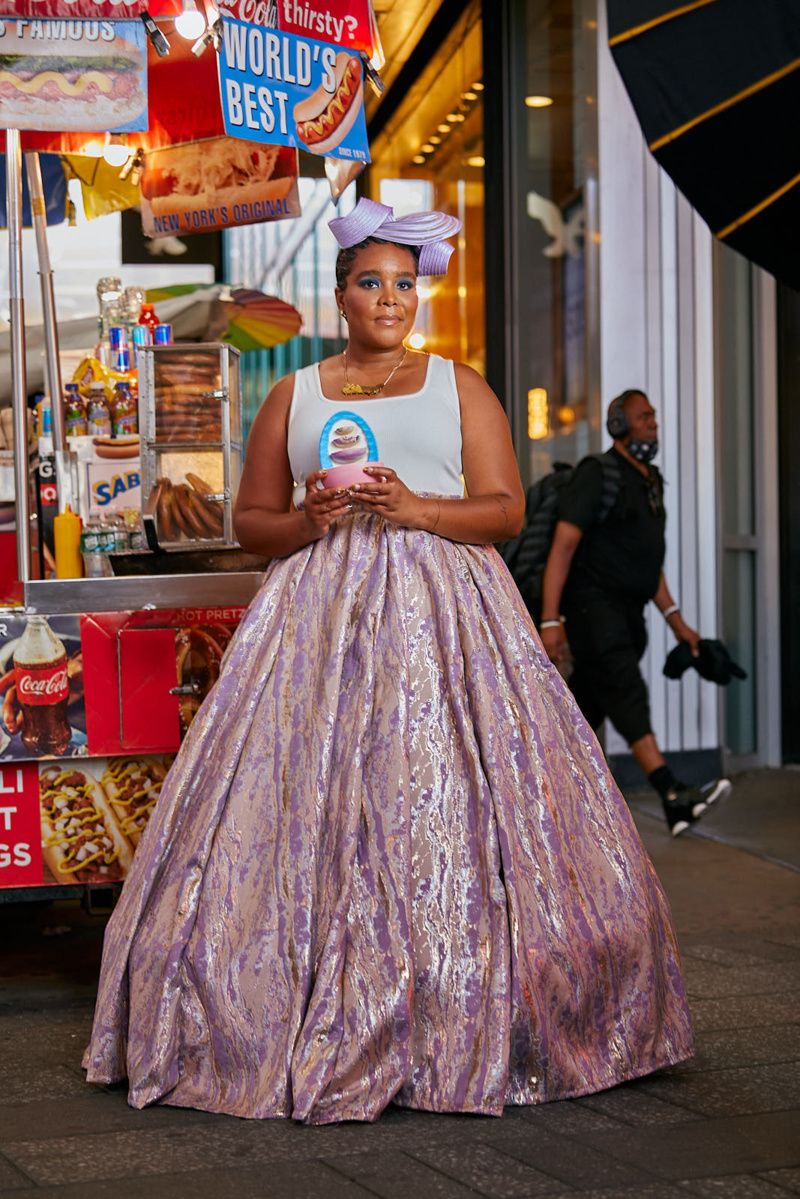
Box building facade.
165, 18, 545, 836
226, 0, 793, 776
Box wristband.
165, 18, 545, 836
539, 620, 562, 630
662, 604, 680, 620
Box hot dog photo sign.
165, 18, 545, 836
218, 17, 370, 162
0, 17, 148, 133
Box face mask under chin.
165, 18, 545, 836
626, 438, 659, 464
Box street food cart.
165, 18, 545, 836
0, 0, 378, 900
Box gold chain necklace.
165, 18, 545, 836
341, 347, 408, 397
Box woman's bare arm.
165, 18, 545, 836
233, 375, 350, 558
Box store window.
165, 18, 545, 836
495, 0, 599, 487
367, 2, 484, 374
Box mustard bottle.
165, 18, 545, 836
54, 505, 83, 579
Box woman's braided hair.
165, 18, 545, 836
335, 237, 421, 289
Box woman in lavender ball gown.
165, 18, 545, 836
84, 199, 693, 1124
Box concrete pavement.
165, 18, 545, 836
0, 768, 798, 1198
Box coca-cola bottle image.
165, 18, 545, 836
13, 616, 71, 756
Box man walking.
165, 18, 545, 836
539, 389, 730, 835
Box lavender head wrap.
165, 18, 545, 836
328, 198, 462, 276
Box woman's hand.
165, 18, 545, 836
350, 466, 430, 529
301, 470, 353, 540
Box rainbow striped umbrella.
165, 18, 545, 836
145, 284, 302, 351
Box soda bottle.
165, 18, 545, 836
64, 384, 88, 437
111, 383, 139, 436
87, 383, 112, 436
137, 302, 159, 338
13, 616, 71, 755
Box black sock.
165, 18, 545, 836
648, 765, 681, 799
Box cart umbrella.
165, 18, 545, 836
146, 285, 303, 351
607, 0, 800, 290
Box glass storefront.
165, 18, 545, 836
489, 0, 599, 488
367, 2, 485, 374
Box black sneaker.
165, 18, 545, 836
698, 777, 732, 809
662, 785, 705, 837
662, 778, 732, 837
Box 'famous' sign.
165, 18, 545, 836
0, 18, 147, 132
218, 16, 369, 162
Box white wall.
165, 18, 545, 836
597, 4, 719, 755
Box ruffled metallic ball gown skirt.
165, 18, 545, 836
84, 510, 693, 1123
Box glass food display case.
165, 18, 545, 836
138, 344, 242, 550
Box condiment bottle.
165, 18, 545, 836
87, 383, 112, 436
53, 504, 83, 579
111, 382, 139, 436
64, 383, 88, 437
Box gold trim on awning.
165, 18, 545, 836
650, 58, 800, 151
609, 0, 718, 47
717, 172, 800, 240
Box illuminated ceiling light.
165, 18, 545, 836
462, 91, 478, 101
429, 135, 442, 145
437, 124, 451, 133
175, 0, 206, 40
412, 155, 426, 164
421, 143, 435, 153
557, 405, 577, 426
472, 81, 484, 91
525, 94, 553, 108
528, 387, 549, 440
446, 112, 465, 123
457, 285, 467, 298
466, 155, 485, 168
408, 332, 427, 349
103, 135, 130, 168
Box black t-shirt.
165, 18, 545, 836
558, 448, 666, 603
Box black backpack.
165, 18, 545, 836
500, 452, 622, 618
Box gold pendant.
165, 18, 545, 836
342, 382, 383, 397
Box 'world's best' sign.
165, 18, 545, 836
218, 16, 370, 163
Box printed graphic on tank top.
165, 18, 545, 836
319, 411, 380, 470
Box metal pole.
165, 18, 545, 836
25, 151, 63, 453
7, 129, 31, 588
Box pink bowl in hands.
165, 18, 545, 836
322, 463, 388, 490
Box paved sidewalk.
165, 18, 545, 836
0, 769, 798, 1199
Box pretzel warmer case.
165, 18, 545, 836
1, 344, 269, 901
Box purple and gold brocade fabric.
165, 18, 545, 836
83, 511, 693, 1123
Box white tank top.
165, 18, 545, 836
287, 354, 464, 506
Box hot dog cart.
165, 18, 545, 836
0, 334, 269, 901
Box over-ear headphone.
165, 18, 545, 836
606, 389, 645, 440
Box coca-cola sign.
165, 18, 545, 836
215, 0, 373, 53
16, 664, 69, 705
